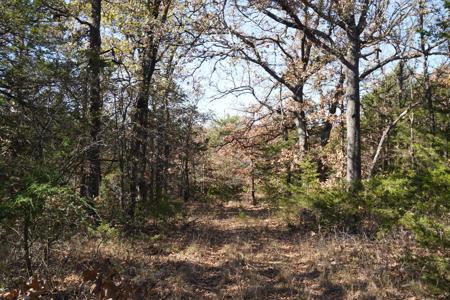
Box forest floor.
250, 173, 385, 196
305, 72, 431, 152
2, 201, 442, 299
41, 200, 438, 300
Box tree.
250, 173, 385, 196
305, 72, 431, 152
206, 0, 334, 156
261, 0, 446, 185
85, 0, 103, 218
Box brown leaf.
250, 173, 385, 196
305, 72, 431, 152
0, 289, 19, 300
83, 269, 99, 282
101, 280, 118, 300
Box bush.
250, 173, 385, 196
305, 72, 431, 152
278, 161, 449, 242
0, 183, 92, 276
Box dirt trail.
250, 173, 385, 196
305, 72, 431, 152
147, 201, 331, 299
67, 201, 416, 299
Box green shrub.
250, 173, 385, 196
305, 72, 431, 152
0, 183, 92, 276
99, 171, 126, 222
277, 161, 449, 240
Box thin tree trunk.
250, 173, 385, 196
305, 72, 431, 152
283, 125, 292, 185
183, 153, 190, 201
369, 102, 420, 177
23, 216, 32, 276
409, 113, 415, 167
397, 60, 406, 107
251, 174, 256, 206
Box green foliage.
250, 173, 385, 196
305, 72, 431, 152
89, 223, 120, 240
401, 213, 449, 249
278, 162, 449, 238
403, 252, 450, 297
136, 197, 184, 223
99, 171, 125, 222
238, 209, 248, 219
207, 179, 244, 201
1, 183, 92, 238
207, 115, 241, 146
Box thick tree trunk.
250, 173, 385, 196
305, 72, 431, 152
128, 70, 151, 218
344, 37, 362, 184
294, 111, 307, 155
86, 0, 102, 220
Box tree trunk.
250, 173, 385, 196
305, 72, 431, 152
344, 36, 362, 184
419, 0, 435, 133
293, 33, 310, 156
128, 90, 149, 218
279, 94, 292, 185
283, 125, 292, 185
128, 0, 168, 218
23, 216, 32, 276
321, 71, 345, 146
409, 113, 415, 167
251, 174, 256, 206
293, 85, 308, 155
86, 0, 102, 221
183, 153, 190, 201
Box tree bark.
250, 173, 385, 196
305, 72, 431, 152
321, 71, 345, 146
344, 35, 362, 184
23, 215, 32, 276
183, 152, 190, 201
419, 0, 436, 133
86, 0, 102, 221
293, 84, 308, 155
251, 174, 256, 205
128, 0, 167, 219
409, 113, 415, 167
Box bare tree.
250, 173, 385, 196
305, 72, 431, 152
206, 0, 335, 156
259, 0, 446, 185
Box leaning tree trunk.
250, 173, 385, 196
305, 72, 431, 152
369, 102, 420, 177
344, 35, 362, 184
86, 0, 102, 220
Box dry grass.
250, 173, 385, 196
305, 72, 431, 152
1, 201, 447, 299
